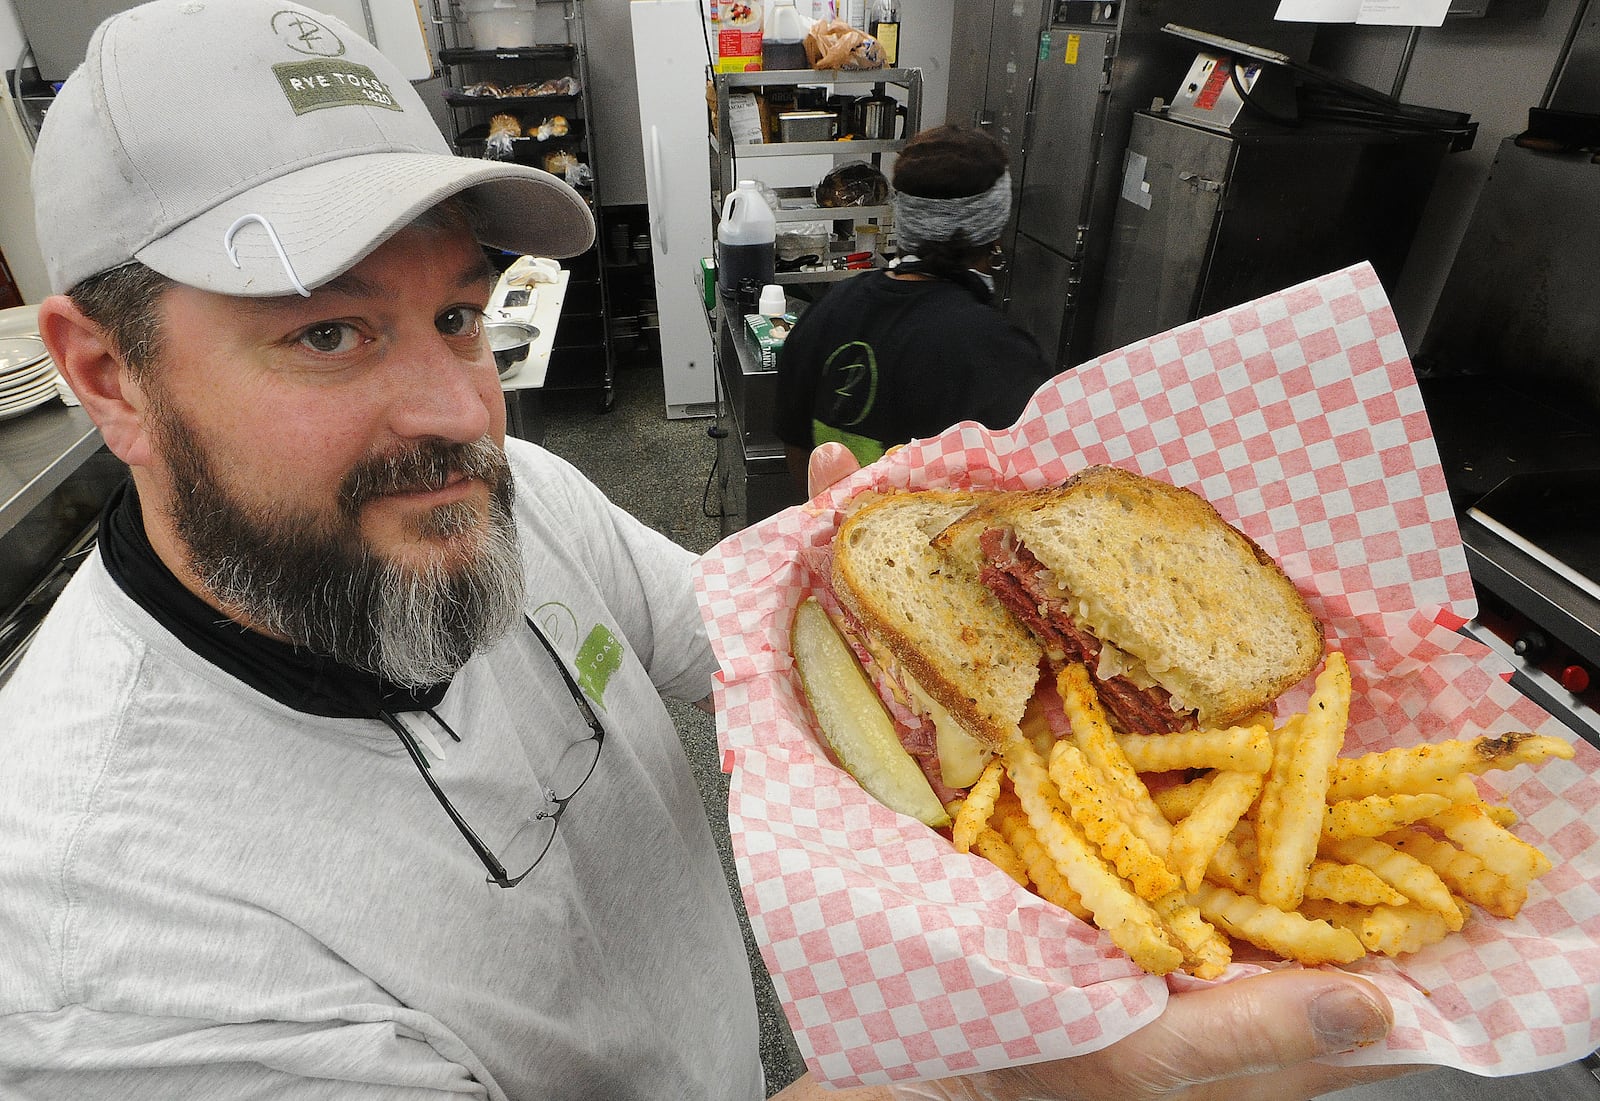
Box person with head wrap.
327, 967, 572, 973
773, 125, 1056, 491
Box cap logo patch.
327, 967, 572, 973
273, 60, 402, 114
271, 10, 346, 57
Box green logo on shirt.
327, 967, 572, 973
575, 625, 623, 707
530, 603, 623, 709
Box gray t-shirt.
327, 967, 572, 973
0, 439, 763, 1100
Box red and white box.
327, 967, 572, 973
692, 263, 1600, 1087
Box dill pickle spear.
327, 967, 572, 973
791, 598, 951, 829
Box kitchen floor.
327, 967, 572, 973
535, 366, 1600, 1101
533, 366, 807, 1096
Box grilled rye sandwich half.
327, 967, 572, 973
828, 490, 1043, 800
934, 466, 1324, 735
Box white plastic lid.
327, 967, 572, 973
758, 284, 787, 317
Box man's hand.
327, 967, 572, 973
774, 969, 1411, 1101
807, 442, 862, 499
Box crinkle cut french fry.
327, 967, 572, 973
1381, 827, 1528, 919
1172, 769, 1264, 894
970, 826, 1031, 888
1322, 792, 1452, 841
1152, 890, 1232, 980
1326, 732, 1574, 802
1480, 802, 1519, 828
1204, 832, 1259, 895
1002, 731, 1184, 976
1048, 741, 1183, 901
1304, 859, 1408, 908
993, 794, 1091, 921
1203, 829, 1405, 908
1195, 883, 1365, 966
1299, 899, 1455, 957
1115, 725, 1272, 774
1152, 772, 1218, 823
1056, 664, 1173, 859
952, 758, 1006, 854
1258, 652, 1351, 911
1320, 836, 1464, 930
1426, 802, 1552, 888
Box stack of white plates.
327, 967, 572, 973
0, 332, 58, 422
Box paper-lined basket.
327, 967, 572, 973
692, 263, 1600, 1087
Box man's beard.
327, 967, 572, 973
149, 408, 526, 687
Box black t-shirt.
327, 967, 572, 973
772, 270, 1054, 465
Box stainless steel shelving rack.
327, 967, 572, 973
710, 67, 922, 287
429, 0, 617, 411
705, 67, 922, 535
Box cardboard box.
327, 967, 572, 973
698, 257, 717, 312
744, 312, 794, 371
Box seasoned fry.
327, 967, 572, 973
992, 794, 1091, 921
952, 758, 1006, 854
1323, 792, 1452, 841
1299, 899, 1455, 957
1257, 653, 1351, 910
970, 826, 1031, 888
1151, 890, 1232, 980
1002, 731, 1184, 975
1049, 741, 1183, 900
1327, 732, 1574, 802
1304, 859, 1408, 908
1196, 883, 1365, 966
1056, 664, 1173, 859
1152, 772, 1218, 823
1480, 802, 1519, 829
1171, 769, 1264, 893
1115, 725, 1272, 774
1381, 827, 1528, 919
1320, 836, 1464, 930
1427, 802, 1552, 888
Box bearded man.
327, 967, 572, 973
0, 2, 1404, 1100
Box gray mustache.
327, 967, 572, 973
338, 438, 508, 515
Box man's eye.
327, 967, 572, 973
439, 306, 484, 339
298, 322, 360, 354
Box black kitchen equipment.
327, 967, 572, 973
1415, 129, 1600, 753
849, 93, 903, 139
822, 94, 854, 135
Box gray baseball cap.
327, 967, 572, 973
32, 0, 595, 297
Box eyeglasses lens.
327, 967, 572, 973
496, 732, 603, 879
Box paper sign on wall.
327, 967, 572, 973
1275, 0, 1452, 25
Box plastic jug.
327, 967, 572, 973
762, 0, 810, 71
717, 181, 776, 312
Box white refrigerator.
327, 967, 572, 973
629, 0, 718, 420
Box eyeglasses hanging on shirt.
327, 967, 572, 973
380, 614, 606, 888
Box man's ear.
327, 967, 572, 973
37, 294, 154, 467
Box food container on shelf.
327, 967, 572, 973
464, 0, 537, 49
778, 110, 838, 142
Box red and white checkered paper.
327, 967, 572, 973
691, 264, 1600, 1087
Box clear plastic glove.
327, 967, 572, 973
806, 441, 861, 498
772, 970, 1414, 1101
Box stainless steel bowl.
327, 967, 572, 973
487, 321, 537, 377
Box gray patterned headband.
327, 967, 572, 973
893, 170, 1012, 251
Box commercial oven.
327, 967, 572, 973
1092, 108, 1452, 355
944, 0, 1315, 369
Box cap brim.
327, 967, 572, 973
136, 152, 595, 297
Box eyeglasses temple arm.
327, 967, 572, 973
379, 711, 512, 883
